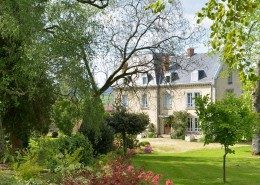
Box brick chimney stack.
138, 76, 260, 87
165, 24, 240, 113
162, 55, 170, 71
187, 48, 195, 57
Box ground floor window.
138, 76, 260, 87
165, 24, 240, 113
187, 117, 199, 132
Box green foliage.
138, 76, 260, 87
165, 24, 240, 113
106, 108, 150, 154
107, 109, 150, 136
52, 98, 81, 136
80, 121, 115, 156
15, 134, 93, 180
147, 124, 156, 138
145, 0, 174, 13
0, 0, 55, 147
165, 111, 189, 139
195, 95, 257, 147
197, 0, 260, 81
195, 94, 258, 182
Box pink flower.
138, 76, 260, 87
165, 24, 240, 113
165, 179, 174, 185
127, 165, 134, 172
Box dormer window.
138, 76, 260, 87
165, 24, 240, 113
165, 75, 171, 83
191, 70, 206, 82
171, 72, 179, 81
142, 76, 148, 84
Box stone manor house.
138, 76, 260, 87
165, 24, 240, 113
111, 48, 243, 139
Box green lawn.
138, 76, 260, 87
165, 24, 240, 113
132, 146, 260, 185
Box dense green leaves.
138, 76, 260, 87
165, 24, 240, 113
195, 94, 258, 182
195, 95, 256, 147
197, 0, 260, 82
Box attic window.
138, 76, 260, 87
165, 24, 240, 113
191, 70, 206, 82
171, 72, 179, 81
147, 73, 153, 82
142, 76, 148, 84
198, 70, 206, 80
165, 75, 171, 83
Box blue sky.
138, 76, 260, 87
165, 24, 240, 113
180, 0, 211, 53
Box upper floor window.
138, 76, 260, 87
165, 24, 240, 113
187, 117, 200, 132
163, 92, 172, 109
165, 75, 171, 83
121, 95, 128, 107
142, 76, 148, 85
187, 92, 200, 108
141, 93, 148, 108
228, 72, 233, 84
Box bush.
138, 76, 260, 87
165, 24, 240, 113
107, 108, 150, 154
15, 134, 93, 180
147, 132, 156, 138
165, 111, 189, 140
144, 145, 153, 154
58, 134, 94, 165
63, 157, 174, 185
138, 141, 150, 147
81, 122, 115, 156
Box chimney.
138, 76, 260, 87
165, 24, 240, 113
162, 55, 170, 72
187, 48, 195, 57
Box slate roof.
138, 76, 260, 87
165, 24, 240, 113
137, 53, 222, 86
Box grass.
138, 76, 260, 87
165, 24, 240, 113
132, 146, 260, 185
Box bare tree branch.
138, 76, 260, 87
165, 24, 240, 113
77, 0, 109, 9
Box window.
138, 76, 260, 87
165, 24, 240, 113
187, 93, 193, 107
187, 117, 200, 132
187, 117, 192, 131
228, 72, 233, 84
187, 92, 200, 108
165, 75, 171, 83
142, 76, 148, 85
141, 94, 148, 108
163, 92, 172, 109
121, 95, 128, 107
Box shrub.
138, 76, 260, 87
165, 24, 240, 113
106, 108, 150, 154
81, 122, 115, 156
15, 134, 93, 180
138, 141, 150, 147
165, 111, 189, 140
144, 145, 153, 154
63, 157, 174, 185
147, 132, 156, 138
58, 134, 94, 165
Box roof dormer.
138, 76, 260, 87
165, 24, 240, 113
191, 70, 206, 82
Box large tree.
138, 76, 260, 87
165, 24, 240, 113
93, 0, 204, 94
0, 0, 55, 149
197, 0, 260, 155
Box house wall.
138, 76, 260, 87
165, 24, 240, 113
116, 84, 213, 134
215, 68, 243, 100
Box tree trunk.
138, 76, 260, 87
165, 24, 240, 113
0, 117, 5, 157
223, 147, 228, 183
10, 133, 23, 150
122, 132, 127, 155
252, 61, 260, 155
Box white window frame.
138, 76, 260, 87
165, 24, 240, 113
141, 93, 148, 108
187, 92, 200, 108
121, 95, 128, 107
187, 117, 200, 132
163, 92, 172, 109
